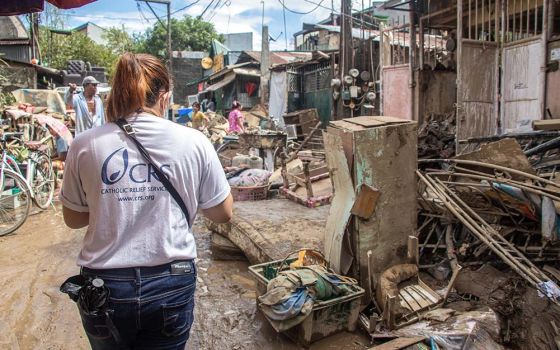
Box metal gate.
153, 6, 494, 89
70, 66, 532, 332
381, 25, 413, 120
457, 40, 500, 140
457, 0, 500, 141
500, 0, 546, 133
457, 0, 547, 141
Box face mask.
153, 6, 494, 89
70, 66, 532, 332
158, 92, 171, 117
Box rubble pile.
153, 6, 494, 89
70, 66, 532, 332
418, 112, 456, 159
414, 142, 560, 349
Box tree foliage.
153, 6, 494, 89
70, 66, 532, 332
37, 10, 220, 80
139, 16, 223, 58
40, 30, 114, 71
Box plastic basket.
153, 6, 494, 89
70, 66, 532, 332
231, 184, 268, 201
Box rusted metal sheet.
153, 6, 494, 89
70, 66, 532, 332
501, 38, 545, 132
457, 40, 499, 141
382, 64, 412, 120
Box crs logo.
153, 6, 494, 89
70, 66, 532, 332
101, 148, 171, 185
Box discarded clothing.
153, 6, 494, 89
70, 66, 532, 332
258, 265, 357, 331
537, 281, 560, 300
228, 169, 271, 187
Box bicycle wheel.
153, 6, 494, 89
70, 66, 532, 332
31, 153, 55, 210
0, 169, 31, 236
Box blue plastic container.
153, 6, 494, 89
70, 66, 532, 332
176, 107, 193, 124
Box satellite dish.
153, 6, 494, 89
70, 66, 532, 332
201, 57, 213, 69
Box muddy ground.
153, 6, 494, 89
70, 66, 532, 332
0, 206, 370, 350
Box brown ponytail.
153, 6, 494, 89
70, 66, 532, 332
106, 53, 170, 122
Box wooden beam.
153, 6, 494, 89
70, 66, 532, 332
533, 119, 560, 131
368, 337, 426, 350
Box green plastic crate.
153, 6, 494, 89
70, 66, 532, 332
248, 259, 365, 347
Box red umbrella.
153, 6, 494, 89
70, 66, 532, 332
1, 0, 96, 16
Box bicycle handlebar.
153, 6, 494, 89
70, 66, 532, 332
1, 132, 24, 142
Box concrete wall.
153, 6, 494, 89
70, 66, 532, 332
172, 57, 204, 104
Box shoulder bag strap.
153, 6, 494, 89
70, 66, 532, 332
115, 119, 191, 228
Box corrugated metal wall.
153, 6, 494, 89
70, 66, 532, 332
0, 45, 30, 63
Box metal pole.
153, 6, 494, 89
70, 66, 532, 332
283, 5, 288, 50
457, 0, 463, 148
167, 1, 172, 75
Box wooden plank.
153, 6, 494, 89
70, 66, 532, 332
368, 337, 426, 350
345, 116, 388, 127
455, 138, 536, 176
399, 288, 423, 311
402, 286, 431, 309
533, 119, 560, 131
329, 120, 367, 131
351, 184, 380, 219
407, 236, 419, 265
324, 132, 356, 275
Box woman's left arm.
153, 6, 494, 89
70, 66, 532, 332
63, 206, 89, 229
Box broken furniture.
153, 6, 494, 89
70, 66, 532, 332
280, 150, 333, 208
283, 108, 320, 141
324, 116, 418, 304
61, 60, 107, 85
359, 236, 453, 334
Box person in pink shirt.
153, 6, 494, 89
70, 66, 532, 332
228, 101, 245, 133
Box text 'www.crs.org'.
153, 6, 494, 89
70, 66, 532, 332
117, 195, 155, 202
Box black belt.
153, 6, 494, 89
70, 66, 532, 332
81, 260, 195, 278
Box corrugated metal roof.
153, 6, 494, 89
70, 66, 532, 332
243, 51, 312, 65
313, 24, 379, 39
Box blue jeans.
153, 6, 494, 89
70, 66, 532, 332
79, 260, 196, 350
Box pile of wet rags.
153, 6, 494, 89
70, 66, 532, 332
258, 265, 357, 331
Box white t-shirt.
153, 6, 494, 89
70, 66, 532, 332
60, 113, 230, 269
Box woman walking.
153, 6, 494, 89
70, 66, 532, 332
60, 53, 232, 349
227, 101, 245, 134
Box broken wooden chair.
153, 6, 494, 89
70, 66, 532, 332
377, 236, 461, 330
280, 151, 333, 208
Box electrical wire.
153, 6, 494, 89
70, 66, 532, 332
170, 0, 203, 16
207, 0, 226, 22
58, 0, 201, 22
277, 0, 326, 15
198, 0, 216, 19
137, 3, 152, 24
301, 0, 379, 29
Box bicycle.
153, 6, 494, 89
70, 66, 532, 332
0, 132, 55, 236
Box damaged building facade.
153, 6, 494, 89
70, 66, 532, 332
379, 0, 560, 145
